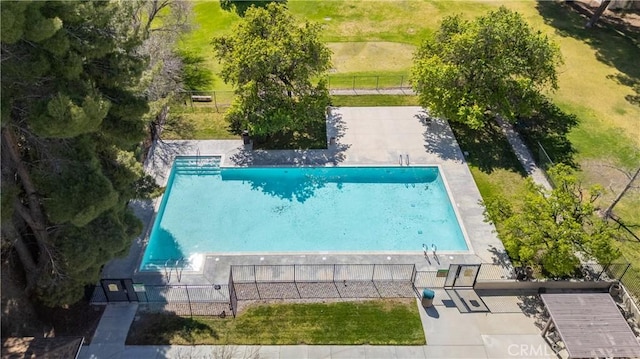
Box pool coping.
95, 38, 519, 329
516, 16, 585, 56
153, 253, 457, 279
102, 106, 510, 285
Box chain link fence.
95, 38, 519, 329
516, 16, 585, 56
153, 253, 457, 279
327, 75, 410, 91
536, 141, 556, 188
180, 75, 413, 112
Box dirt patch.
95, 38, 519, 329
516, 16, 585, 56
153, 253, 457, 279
1, 257, 45, 337
570, 0, 640, 32
580, 159, 639, 202
327, 42, 415, 73
1, 252, 104, 342
34, 301, 104, 343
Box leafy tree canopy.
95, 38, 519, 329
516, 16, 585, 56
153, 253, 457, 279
212, 3, 331, 146
1, 0, 155, 306
485, 164, 621, 278
220, 0, 286, 17
412, 7, 562, 129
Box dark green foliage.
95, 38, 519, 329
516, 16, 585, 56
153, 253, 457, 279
485, 164, 621, 277
220, 0, 287, 17
1, 1, 155, 306
213, 3, 331, 148
412, 7, 562, 128
177, 50, 214, 91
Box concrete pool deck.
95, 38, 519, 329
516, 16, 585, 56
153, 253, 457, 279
103, 106, 508, 284
81, 296, 557, 359
82, 107, 560, 359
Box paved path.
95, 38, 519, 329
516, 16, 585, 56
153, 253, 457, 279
496, 118, 553, 191
83, 106, 556, 358
81, 299, 555, 359
79, 303, 138, 359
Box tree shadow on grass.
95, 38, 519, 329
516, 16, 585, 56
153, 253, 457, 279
126, 312, 218, 345
516, 99, 579, 168
608, 73, 640, 109
220, 0, 286, 17
536, 1, 640, 106
251, 115, 328, 151
448, 120, 526, 175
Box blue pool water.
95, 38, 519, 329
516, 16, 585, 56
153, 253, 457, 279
140, 157, 467, 270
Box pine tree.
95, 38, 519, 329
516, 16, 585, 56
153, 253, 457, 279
1, 1, 154, 306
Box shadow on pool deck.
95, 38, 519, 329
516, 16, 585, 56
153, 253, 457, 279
103, 106, 506, 288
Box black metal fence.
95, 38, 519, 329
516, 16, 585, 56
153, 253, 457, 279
90, 284, 233, 317
229, 264, 418, 303
180, 75, 413, 111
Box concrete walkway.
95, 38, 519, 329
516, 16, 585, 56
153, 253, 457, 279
79, 303, 138, 359
496, 117, 552, 191
82, 106, 556, 358
82, 299, 555, 359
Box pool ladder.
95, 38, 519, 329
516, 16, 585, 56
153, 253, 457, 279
164, 258, 186, 283
399, 154, 410, 166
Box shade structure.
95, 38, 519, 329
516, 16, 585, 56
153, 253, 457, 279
541, 293, 640, 358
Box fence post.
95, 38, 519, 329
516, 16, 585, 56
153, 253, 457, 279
254, 265, 261, 300
620, 264, 631, 280
597, 263, 608, 281
213, 91, 219, 113
141, 285, 148, 303
376, 76, 379, 91
333, 264, 342, 298
352, 76, 356, 91
400, 75, 404, 88
372, 264, 375, 282
185, 286, 193, 318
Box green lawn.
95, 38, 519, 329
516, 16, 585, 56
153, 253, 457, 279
163, 106, 236, 140
127, 299, 425, 345
178, 0, 496, 90
177, 0, 640, 289
332, 95, 419, 107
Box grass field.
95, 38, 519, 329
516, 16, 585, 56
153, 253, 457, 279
332, 95, 419, 107
127, 299, 424, 345
177, 0, 640, 285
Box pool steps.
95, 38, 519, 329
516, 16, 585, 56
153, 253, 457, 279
173, 156, 221, 175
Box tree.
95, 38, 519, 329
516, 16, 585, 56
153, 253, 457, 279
220, 0, 286, 17
485, 164, 621, 277
133, 0, 196, 153
1, 1, 155, 306
212, 3, 331, 147
585, 0, 611, 28
177, 50, 213, 92
412, 7, 563, 129
603, 167, 640, 220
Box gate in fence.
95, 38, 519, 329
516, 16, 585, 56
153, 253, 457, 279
444, 264, 481, 288
99, 279, 138, 302
91, 282, 233, 317
98, 263, 603, 317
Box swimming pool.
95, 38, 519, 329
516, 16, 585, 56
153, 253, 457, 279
140, 156, 468, 270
